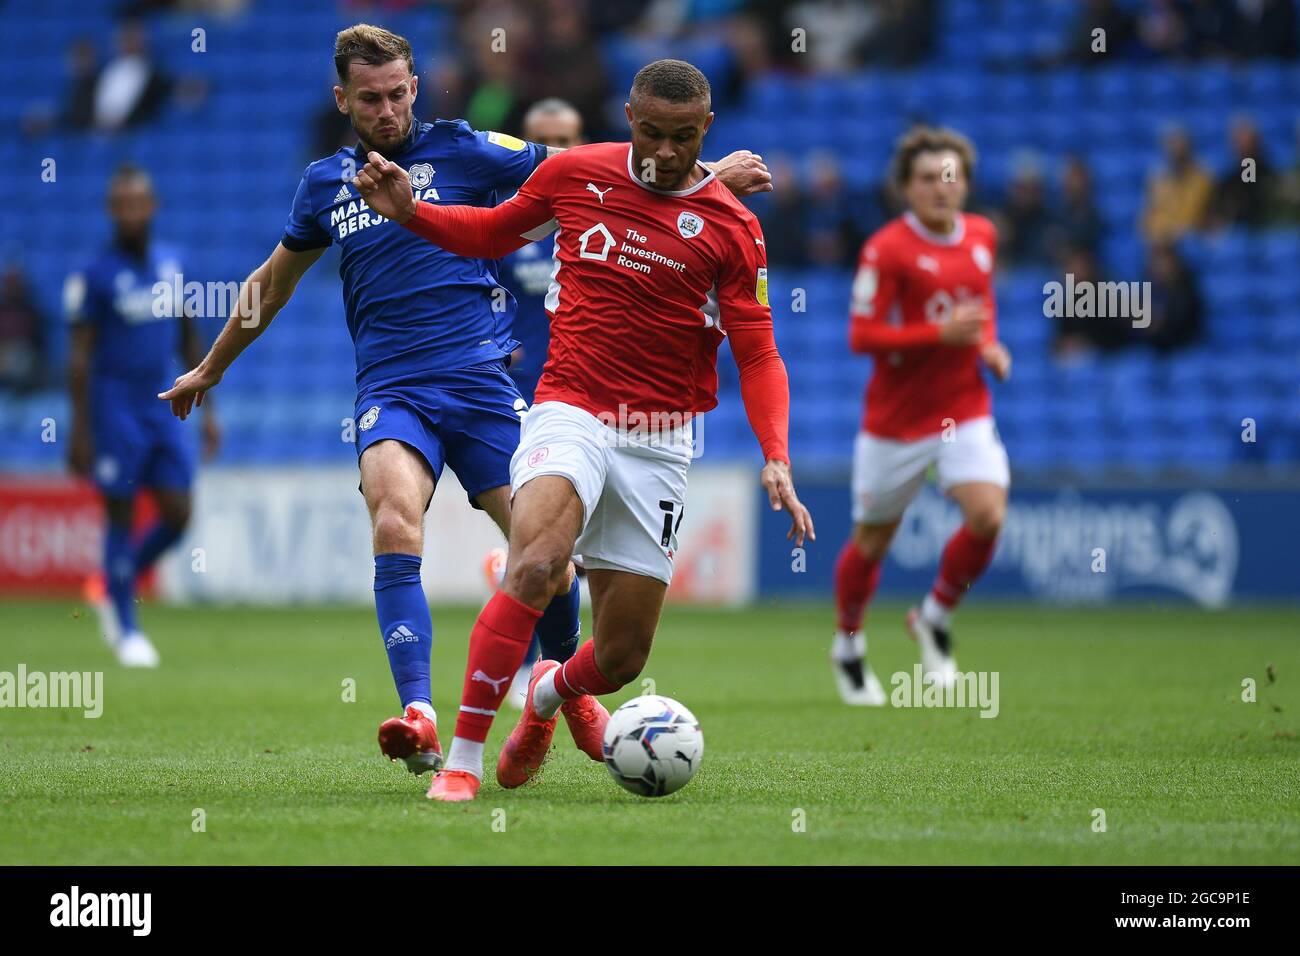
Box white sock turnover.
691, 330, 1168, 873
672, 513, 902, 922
532, 667, 563, 719
921, 593, 953, 631
444, 736, 485, 779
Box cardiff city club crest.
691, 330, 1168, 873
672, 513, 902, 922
408, 163, 435, 189
358, 406, 380, 431
677, 211, 704, 239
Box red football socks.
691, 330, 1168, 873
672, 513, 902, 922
930, 525, 998, 609
552, 639, 622, 700
454, 590, 542, 743
834, 540, 881, 634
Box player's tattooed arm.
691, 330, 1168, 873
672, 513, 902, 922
706, 151, 772, 197
160, 244, 325, 419
66, 322, 94, 477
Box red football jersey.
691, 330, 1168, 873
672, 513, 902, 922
400, 142, 790, 462
848, 212, 999, 440
529, 144, 773, 416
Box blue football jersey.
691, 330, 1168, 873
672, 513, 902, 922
499, 233, 556, 403
281, 120, 547, 393
65, 242, 186, 396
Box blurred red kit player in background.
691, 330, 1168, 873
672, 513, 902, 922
831, 126, 1013, 706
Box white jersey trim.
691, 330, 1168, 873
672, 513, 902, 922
544, 227, 562, 314
624, 146, 716, 197
903, 211, 965, 246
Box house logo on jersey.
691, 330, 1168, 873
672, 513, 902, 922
578, 222, 616, 261
408, 163, 435, 190
971, 244, 993, 274
677, 211, 705, 239
358, 406, 380, 431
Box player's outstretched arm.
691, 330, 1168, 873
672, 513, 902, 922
704, 151, 773, 197
355, 151, 557, 259
159, 242, 325, 419
729, 323, 815, 547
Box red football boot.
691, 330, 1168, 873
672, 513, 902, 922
496, 660, 560, 788
427, 769, 481, 802
562, 693, 610, 762
377, 705, 443, 775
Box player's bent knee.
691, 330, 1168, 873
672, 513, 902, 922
598, 645, 648, 688
371, 506, 423, 553
852, 523, 895, 562
506, 545, 570, 603
965, 507, 1004, 539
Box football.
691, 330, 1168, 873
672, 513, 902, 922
602, 695, 704, 797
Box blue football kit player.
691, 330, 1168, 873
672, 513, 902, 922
158, 28, 586, 781
160, 26, 771, 789
67, 164, 220, 668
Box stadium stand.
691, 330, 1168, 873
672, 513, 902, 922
3, 0, 1298, 476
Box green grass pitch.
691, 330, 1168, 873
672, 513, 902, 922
1, 598, 1296, 865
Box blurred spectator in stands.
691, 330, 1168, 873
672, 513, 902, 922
803, 152, 864, 267
1142, 126, 1212, 242
1207, 116, 1273, 229
753, 156, 809, 267
719, 13, 772, 106
1230, 0, 1298, 59
1069, 0, 1137, 63
1137, 0, 1190, 57
1272, 118, 1300, 223
1053, 246, 1130, 358
63, 39, 100, 130
528, 0, 612, 140
1136, 242, 1203, 352
1048, 155, 1104, 261
858, 0, 937, 68
783, 0, 875, 72
0, 266, 48, 394
92, 21, 173, 132
998, 154, 1054, 267
1182, 0, 1235, 58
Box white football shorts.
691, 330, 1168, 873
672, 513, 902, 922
509, 401, 693, 585
851, 415, 1010, 524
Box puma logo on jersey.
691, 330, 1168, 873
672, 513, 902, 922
471, 669, 509, 693
586, 183, 612, 203
917, 254, 940, 274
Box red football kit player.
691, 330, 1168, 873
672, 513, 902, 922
830, 128, 1012, 707
355, 59, 813, 800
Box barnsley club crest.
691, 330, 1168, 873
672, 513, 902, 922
408, 163, 435, 189
677, 211, 704, 239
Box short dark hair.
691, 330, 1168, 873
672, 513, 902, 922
109, 162, 152, 192
630, 59, 710, 110
334, 23, 414, 85
891, 125, 977, 187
